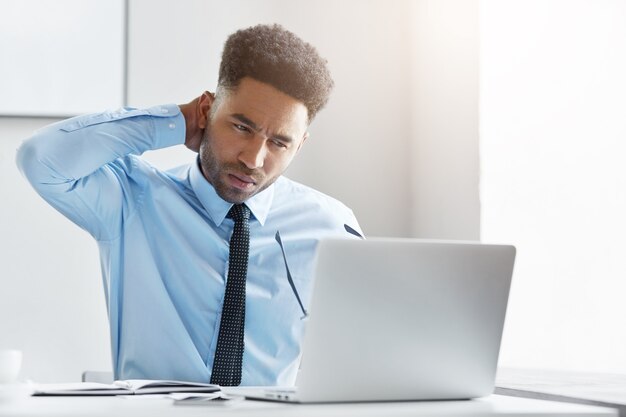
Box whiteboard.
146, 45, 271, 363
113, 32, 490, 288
0, 0, 126, 117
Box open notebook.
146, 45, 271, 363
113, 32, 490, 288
32, 380, 219, 396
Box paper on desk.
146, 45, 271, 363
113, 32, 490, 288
171, 391, 243, 404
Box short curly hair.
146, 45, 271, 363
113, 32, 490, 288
218, 24, 334, 122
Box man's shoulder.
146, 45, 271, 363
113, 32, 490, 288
109, 155, 192, 187
110, 154, 187, 176
273, 176, 353, 213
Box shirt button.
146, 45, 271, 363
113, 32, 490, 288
161, 108, 168, 114
168, 123, 176, 129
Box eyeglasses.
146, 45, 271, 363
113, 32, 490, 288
275, 224, 363, 321
275, 230, 308, 320
344, 223, 364, 239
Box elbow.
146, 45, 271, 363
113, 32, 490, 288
15, 131, 55, 188
16, 135, 38, 180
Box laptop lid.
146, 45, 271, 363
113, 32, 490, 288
293, 238, 516, 403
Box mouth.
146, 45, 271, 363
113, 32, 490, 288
227, 172, 257, 191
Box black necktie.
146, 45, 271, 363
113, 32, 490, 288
210, 204, 251, 386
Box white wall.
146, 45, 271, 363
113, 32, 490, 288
0, 119, 111, 382
0, 0, 480, 382
481, 0, 626, 373
409, 0, 480, 240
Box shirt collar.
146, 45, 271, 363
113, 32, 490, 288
189, 157, 273, 226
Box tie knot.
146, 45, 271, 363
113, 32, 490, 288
228, 204, 251, 222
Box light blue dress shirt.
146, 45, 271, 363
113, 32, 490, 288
16, 104, 362, 386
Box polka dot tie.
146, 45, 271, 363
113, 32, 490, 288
210, 204, 251, 386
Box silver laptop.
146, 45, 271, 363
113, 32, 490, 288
238, 237, 516, 403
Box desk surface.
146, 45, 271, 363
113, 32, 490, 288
0, 394, 617, 417
496, 368, 626, 417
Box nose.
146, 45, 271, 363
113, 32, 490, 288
238, 136, 266, 170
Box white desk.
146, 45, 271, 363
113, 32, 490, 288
496, 368, 626, 417
0, 394, 617, 417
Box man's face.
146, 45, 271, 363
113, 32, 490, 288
199, 77, 309, 204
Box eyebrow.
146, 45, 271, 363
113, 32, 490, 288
231, 113, 294, 144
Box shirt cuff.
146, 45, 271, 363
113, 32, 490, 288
148, 103, 186, 149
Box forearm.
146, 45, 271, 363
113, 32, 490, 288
16, 104, 185, 192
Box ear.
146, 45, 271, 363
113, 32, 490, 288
197, 91, 215, 129
296, 132, 309, 153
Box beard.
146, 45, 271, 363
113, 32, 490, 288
198, 126, 276, 204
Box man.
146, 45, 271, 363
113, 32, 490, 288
16, 24, 362, 386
